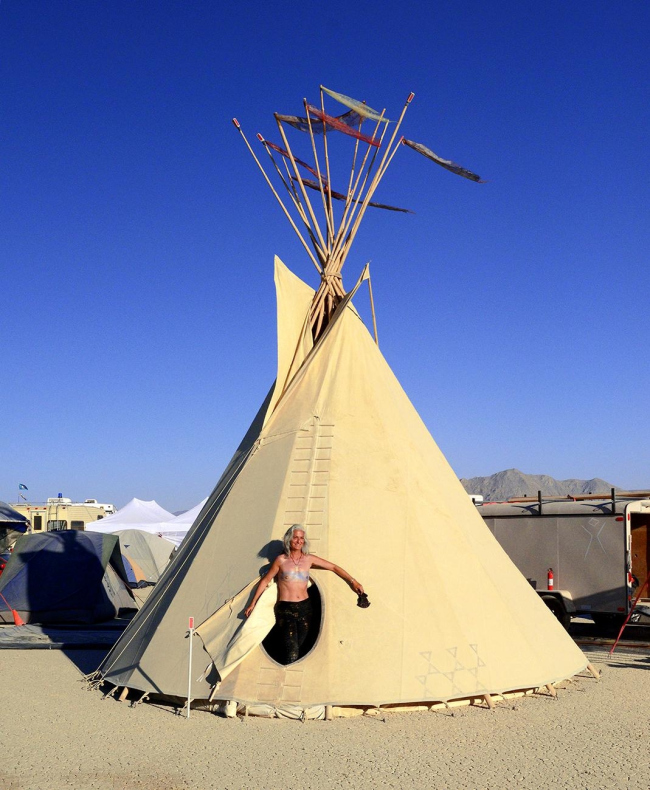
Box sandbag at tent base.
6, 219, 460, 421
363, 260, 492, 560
95, 669, 595, 720
201, 675, 583, 718
97, 683, 590, 720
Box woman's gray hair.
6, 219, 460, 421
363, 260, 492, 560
283, 524, 310, 556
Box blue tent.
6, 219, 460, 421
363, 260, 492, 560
0, 531, 136, 624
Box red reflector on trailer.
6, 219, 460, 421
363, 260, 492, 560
615, 516, 624, 521
617, 607, 625, 612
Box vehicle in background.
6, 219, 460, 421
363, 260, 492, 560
10, 496, 116, 533
82, 499, 116, 515
478, 490, 650, 628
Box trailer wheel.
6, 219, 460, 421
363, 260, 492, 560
541, 595, 570, 630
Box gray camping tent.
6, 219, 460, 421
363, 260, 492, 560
0, 531, 136, 624
114, 530, 175, 585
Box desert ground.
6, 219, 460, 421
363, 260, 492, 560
1, 644, 648, 790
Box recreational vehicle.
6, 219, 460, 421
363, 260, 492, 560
11, 497, 115, 533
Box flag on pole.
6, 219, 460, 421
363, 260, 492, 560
18, 484, 28, 490
19, 494, 27, 501
320, 86, 390, 123
275, 109, 364, 135
263, 140, 327, 184
296, 178, 413, 213
306, 105, 380, 147
402, 139, 484, 182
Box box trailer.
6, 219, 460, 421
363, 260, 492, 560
479, 495, 650, 627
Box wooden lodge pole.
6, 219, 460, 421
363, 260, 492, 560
303, 98, 334, 247
275, 116, 329, 256
367, 266, 379, 346
319, 87, 335, 240
328, 115, 389, 272
260, 136, 324, 264
232, 119, 322, 274
338, 93, 414, 262
586, 663, 601, 679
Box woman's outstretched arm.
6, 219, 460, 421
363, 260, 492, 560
310, 556, 364, 595
245, 556, 282, 617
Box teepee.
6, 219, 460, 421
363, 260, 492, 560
94, 87, 590, 716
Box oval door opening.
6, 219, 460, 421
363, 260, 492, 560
262, 582, 322, 666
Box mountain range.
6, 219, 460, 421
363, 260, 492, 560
459, 468, 620, 502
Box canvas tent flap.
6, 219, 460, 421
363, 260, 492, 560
103, 560, 138, 612
266, 256, 314, 421
196, 580, 278, 684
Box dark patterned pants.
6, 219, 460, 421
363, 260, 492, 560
274, 598, 312, 664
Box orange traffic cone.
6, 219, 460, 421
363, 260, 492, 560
0, 592, 25, 626
11, 609, 26, 626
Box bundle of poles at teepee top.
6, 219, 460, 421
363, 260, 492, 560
233, 86, 483, 341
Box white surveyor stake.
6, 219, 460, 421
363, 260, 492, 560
186, 616, 194, 719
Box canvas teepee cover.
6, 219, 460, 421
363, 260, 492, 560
96, 257, 587, 710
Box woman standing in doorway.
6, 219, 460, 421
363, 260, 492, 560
245, 525, 364, 664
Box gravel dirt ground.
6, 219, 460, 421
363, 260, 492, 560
1, 645, 648, 790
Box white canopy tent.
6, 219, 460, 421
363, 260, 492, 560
87, 498, 208, 548
86, 498, 174, 534
152, 499, 208, 546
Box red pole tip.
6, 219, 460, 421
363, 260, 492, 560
399, 136, 405, 144
407, 92, 415, 103
232, 118, 241, 129
256, 133, 264, 142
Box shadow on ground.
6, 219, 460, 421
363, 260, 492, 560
62, 647, 112, 676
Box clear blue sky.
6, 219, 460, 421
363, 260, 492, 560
2, 1, 648, 511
